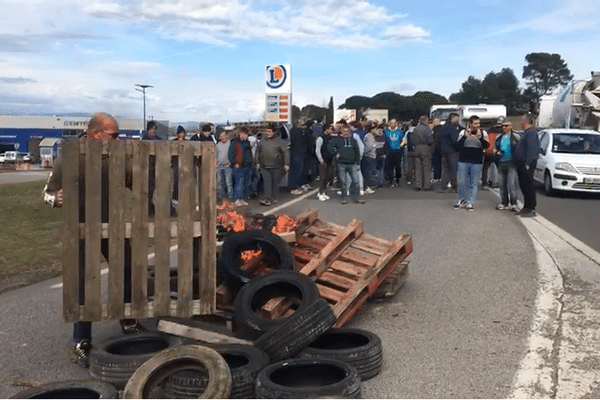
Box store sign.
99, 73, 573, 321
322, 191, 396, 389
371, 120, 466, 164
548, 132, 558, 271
265, 64, 291, 93
265, 64, 292, 123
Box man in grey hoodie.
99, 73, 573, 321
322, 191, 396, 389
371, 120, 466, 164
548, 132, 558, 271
257, 124, 290, 206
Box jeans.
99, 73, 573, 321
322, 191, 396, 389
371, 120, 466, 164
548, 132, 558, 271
245, 167, 260, 198
288, 153, 306, 189
216, 165, 233, 200
319, 161, 335, 193
260, 168, 282, 202
497, 162, 519, 206
457, 161, 482, 205
362, 157, 377, 188
232, 167, 250, 200
338, 163, 361, 198
375, 158, 385, 188
441, 152, 459, 189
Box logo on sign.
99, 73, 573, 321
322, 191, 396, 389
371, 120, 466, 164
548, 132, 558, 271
267, 108, 278, 114
266, 65, 287, 89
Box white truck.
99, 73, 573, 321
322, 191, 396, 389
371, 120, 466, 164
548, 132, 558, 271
430, 104, 506, 129
538, 71, 600, 131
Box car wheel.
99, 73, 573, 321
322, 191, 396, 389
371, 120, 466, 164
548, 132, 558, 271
255, 358, 361, 399
10, 380, 118, 399
298, 327, 383, 380
122, 345, 232, 399
233, 271, 320, 340
544, 170, 555, 196
218, 229, 296, 294
254, 298, 335, 362
161, 345, 270, 399
89, 332, 186, 389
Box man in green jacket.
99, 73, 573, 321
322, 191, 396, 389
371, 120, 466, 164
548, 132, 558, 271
327, 125, 365, 204
257, 124, 290, 206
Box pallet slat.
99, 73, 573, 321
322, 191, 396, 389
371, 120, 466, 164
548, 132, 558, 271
62, 139, 80, 322
107, 141, 125, 320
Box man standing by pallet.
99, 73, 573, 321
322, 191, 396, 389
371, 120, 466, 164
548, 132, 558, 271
43, 112, 144, 367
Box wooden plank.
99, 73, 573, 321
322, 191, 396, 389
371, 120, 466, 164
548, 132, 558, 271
177, 142, 195, 316
157, 320, 252, 346
295, 234, 329, 251
317, 271, 356, 291
198, 143, 217, 315
328, 260, 367, 279
93, 221, 204, 239
370, 261, 409, 300
299, 219, 364, 278
62, 138, 80, 322
294, 209, 319, 234
338, 247, 380, 267
350, 235, 390, 255
315, 283, 346, 303
130, 140, 149, 318
107, 140, 125, 320
153, 141, 172, 316
291, 247, 318, 263
83, 139, 102, 321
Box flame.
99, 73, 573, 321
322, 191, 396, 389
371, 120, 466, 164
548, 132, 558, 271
15, 163, 31, 171
240, 249, 262, 263
272, 214, 297, 234
217, 200, 246, 232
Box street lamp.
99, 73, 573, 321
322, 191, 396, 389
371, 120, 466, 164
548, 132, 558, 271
135, 84, 153, 134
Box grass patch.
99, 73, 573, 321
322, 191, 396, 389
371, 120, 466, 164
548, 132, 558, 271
0, 181, 63, 288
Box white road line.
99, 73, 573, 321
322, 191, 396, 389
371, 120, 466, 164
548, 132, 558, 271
50, 244, 178, 289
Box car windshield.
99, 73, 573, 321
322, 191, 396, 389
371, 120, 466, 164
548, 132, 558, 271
431, 108, 459, 120
552, 133, 600, 154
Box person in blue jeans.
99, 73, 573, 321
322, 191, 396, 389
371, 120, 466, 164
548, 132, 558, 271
454, 115, 489, 211
216, 130, 233, 201
327, 125, 365, 205
228, 127, 253, 207
494, 121, 521, 211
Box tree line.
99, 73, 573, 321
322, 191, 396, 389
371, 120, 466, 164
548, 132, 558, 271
292, 52, 573, 123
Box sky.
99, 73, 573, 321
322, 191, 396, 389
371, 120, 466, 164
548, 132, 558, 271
0, 0, 599, 124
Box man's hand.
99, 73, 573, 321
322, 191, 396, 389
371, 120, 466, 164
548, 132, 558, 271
284, 165, 290, 172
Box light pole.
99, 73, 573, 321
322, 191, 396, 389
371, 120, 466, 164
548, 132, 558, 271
135, 84, 153, 134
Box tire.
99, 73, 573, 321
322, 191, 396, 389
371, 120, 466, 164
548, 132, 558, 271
298, 327, 383, 380
161, 345, 270, 399
219, 229, 295, 293
10, 380, 118, 399
255, 358, 361, 399
544, 170, 555, 196
89, 332, 185, 390
233, 270, 320, 340
254, 298, 335, 362
123, 344, 232, 399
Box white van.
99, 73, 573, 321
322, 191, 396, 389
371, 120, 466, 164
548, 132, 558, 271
534, 128, 600, 195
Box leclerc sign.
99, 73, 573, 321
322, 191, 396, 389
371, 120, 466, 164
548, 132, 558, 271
265, 64, 291, 93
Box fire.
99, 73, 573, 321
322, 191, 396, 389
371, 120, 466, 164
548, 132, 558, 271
240, 249, 262, 263
15, 163, 31, 171
217, 200, 245, 232
272, 214, 297, 234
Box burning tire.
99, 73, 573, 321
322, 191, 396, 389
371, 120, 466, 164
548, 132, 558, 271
219, 229, 295, 293
254, 298, 335, 362
122, 345, 231, 399
10, 380, 118, 399
233, 271, 320, 340
255, 358, 361, 399
297, 327, 383, 380
161, 345, 270, 399
89, 332, 184, 389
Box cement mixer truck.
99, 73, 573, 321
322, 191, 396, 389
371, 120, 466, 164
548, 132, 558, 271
538, 71, 600, 131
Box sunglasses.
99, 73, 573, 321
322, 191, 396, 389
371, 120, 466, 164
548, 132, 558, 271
502, 124, 511, 127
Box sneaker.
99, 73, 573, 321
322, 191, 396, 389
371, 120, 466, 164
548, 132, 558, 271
389, 182, 398, 188
341, 199, 348, 205
364, 187, 375, 195
318, 193, 327, 202
323, 193, 330, 200
121, 320, 146, 335
509, 204, 519, 212
301, 184, 313, 191
72, 340, 92, 368
453, 200, 466, 210
352, 198, 366, 204
290, 189, 304, 195
466, 203, 474, 211
260, 199, 272, 206
496, 204, 506, 210
519, 209, 537, 218
240, 200, 249, 206
233, 200, 244, 207
360, 190, 365, 196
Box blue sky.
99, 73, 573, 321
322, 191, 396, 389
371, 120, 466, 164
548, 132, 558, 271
1, 0, 598, 124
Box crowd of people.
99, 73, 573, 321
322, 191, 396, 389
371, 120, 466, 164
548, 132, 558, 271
179, 113, 538, 216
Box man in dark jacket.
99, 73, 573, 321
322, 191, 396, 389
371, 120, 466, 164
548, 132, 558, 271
437, 113, 461, 193
327, 125, 365, 204
228, 127, 253, 207
288, 120, 309, 194
412, 115, 435, 191
514, 114, 540, 217
190, 124, 217, 143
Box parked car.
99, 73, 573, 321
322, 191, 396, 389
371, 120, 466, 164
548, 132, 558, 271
534, 128, 600, 195
0, 153, 5, 163
2, 151, 33, 164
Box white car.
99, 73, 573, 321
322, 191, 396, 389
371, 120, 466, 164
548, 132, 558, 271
0, 153, 5, 163
534, 128, 600, 195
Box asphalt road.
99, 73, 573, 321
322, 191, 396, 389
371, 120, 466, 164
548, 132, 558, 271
534, 186, 600, 253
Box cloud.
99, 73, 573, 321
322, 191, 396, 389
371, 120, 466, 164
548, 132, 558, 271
83, 0, 427, 49
0, 76, 37, 84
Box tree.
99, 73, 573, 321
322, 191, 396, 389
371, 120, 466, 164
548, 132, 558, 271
326, 96, 334, 125
449, 76, 486, 104
522, 52, 573, 97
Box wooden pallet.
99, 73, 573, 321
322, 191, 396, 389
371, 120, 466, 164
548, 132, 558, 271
216, 209, 412, 327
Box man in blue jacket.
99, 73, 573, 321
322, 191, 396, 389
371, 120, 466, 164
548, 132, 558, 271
514, 114, 540, 217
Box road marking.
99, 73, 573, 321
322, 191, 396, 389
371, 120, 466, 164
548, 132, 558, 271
50, 245, 177, 289
263, 189, 319, 215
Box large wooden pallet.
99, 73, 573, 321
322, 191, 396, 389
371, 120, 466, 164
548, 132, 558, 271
216, 209, 412, 327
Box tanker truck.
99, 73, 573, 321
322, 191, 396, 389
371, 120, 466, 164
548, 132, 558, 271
538, 71, 600, 131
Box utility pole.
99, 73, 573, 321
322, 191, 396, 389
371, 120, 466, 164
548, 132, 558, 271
135, 84, 153, 134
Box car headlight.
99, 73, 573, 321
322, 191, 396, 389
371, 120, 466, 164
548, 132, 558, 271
554, 162, 579, 174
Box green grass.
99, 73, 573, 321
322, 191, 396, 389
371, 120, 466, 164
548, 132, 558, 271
0, 181, 63, 288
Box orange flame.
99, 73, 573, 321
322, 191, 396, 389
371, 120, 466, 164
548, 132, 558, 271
272, 214, 297, 234
240, 249, 262, 263
217, 200, 246, 232
15, 163, 31, 171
